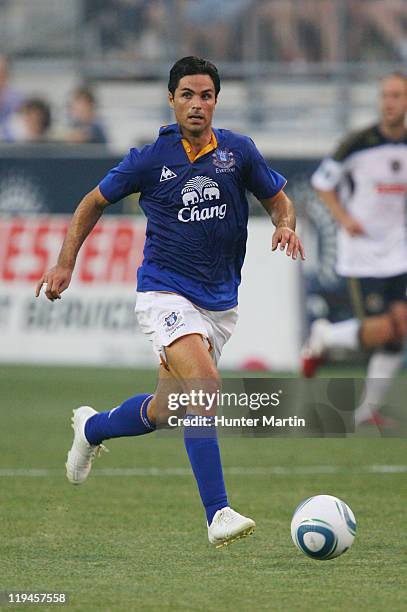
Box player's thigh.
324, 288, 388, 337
152, 340, 220, 422
166, 333, 220, 381
165, 334, 221, 415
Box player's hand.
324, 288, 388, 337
341, 215, 365, 237
272, 226, 305, 260
35, 265, 72, 301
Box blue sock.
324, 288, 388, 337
184, 415, 229, 525
84, 394, 155, 445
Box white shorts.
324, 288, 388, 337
135, 291, 238, 366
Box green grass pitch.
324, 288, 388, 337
1, 364, 407, 611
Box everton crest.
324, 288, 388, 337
212, 147, 235, 170
163, 311, 180, 328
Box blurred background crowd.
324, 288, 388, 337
2, 0, 406, 63
83, 0, 407, 64
0, 0, 406, 152
0, 60, 107, 144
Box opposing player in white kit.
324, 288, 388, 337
303, 72, 407, 426
36, 57, 304, 547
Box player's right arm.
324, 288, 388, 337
311, 142, 365, 237
35, 186, 110, 301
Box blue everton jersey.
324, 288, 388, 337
99, 123, 286, 310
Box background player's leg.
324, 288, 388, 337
302, 276, 403, 377
354, 348, 404, 425
321, 313, 397, 349
302, 314, 397, 376
355, 301, 407, 425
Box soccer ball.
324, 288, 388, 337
291, 494, 356, 560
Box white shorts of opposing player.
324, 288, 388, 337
135, 291, 238, 366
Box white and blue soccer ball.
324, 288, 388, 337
291, 494, 356, 560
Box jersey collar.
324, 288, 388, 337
159, 123, 219, 163
376, 124, 407, 144
181, 130, 218, 163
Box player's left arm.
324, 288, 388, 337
260, 190, 305, 260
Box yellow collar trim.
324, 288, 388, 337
181, 131, 218, 163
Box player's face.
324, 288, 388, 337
380, 76, 407, 127
168, 74, 217, 137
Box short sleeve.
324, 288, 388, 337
311, 157, 344, 191
244, 138, 286, 199
311, 131, 361, 191
99, 148, 142, 203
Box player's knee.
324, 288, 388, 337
389, 307, 407, 340
360, 315, 392, 347
188, 361, 220, 383
390, 320, 406, 343
376, 311, 405, 347
185, 368, 221, 416
376, 315, 396, 345
187, 366, 221, 397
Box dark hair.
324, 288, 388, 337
22, 98, 51, 131
168, 56, 220, 98
72, 86, 96, 106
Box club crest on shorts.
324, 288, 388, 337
212, 147, 235, 170
163, 311, 181, 329
162, 310, 186, 338
365, 292, 384, 314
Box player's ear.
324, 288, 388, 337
168, 92, 174, 109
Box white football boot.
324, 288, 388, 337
208, 507, 256, 548
65, 406, 107, 485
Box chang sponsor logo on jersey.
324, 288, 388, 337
178, 175, 226, 223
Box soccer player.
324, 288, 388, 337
303, 72, 407, 426
36, 57, 304, 547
